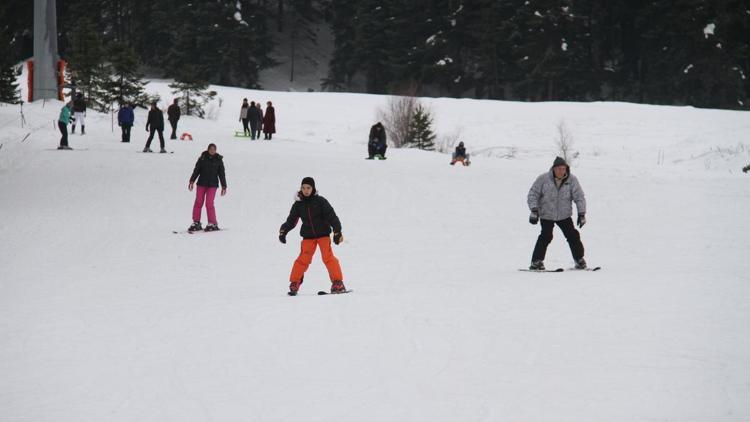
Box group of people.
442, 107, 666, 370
238, 99, 276, 140
56, 92, 87, 149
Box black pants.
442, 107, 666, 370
121, 124, 132, 142
369, 143, 387, 158
169, 119, 178, 139
241, 118, 250, 135
146, 128, 165, 150
264, 131, 273, 140
532, 218, 584, 262
249, 120, 259, 139
58, 121, 68, 146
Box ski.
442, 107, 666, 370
317, 290, 353, 295
172, 228, 226, 234
518, 268, 564, 273
140, 151, 174, 154
567, 266, 602, 271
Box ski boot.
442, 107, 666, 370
331, 280, 347, 294
204, 224, 220, 232
574, 258, 587, 270
188, 221, 202, 232
288, 279, 303, 296
529, 260, 545, 271
143, 147, 153, 153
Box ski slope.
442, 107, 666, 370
1, 82, 749, 422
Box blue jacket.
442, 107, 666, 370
118, 106, 135, 125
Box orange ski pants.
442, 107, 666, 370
290, 237, 344, 282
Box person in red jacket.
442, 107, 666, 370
263, 101, 276, 140
279, 177, 346, 295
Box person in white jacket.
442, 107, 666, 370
527, 156, 587, 270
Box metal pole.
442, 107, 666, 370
33, 0, 59, 101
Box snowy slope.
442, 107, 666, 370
1, 82, 750, 422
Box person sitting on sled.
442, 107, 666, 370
367, 122, 387, 159
279, 177, 347, 296
451, 141, 470, 166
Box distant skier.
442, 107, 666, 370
279, 177, 347, 295
248, 101, 262, 140
450, 141, 470, 166
527, 156, 587, 270
167, 99, 181, 140
144, 102, 166, 153
117, 102, 135, 143
188, 143, 227, 232
239, 98, 251, 137
263, 101, 276, 140
71, 92, 86, 135
57, 103, 72, 150
367, 122, 387, 159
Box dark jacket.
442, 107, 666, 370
167, 104, 181, 121
146, 108, 164, 131
118, 106, 134, 126
369, 124, 386, 145
248, 105, 262, 124
73, 97, 86, 113
280, 193, 341, 239
455, 145, 466, 157
190, 152, 227, 188
263, 106, 276, 133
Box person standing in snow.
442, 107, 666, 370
527, 156, 587, 270
144, 102, 166, 153
279, 177, 347, 295
450, 141, 470, 165
57, 103, 72, 150
367, 122, 387, 159
117, 103, 135, 143
167, 99, 181, 140
188, 143, 227, 232
255, 101, 264, 139
263, 101, 276, 140
71, 92, 86, 135
239, 98, 251, 136
248, 101, 262, 140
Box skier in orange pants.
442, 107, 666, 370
279, 177, 346, 295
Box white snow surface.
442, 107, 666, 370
1, 80, 750, 422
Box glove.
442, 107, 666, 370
529, 208, 539, 225
577, 213, 586, 228
333, 232, 343, 245
279, 230, 287, 244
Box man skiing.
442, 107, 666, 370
188, 143, 227, 232
71, 92, 86, 135
527, 156, 587, 270
117, 103, 135, 143
451, 141, 470, 165
167, 99, 181, 140
144, 102, 166, 153
367, 122, 387, 159
279, 177, 347, 296
57, 103, 72, 150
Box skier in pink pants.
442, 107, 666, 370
188, 143, 227, 232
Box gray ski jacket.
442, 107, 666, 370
527, 170, 586, 221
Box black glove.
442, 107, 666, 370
279, 231, 287, 244
529, 209, 539, 225
333, 232, 343, 245
577, 213, 586, 228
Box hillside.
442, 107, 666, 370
1, 83, 749, 422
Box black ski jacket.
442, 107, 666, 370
167, 104, 181, 121
369, 124, 386, 145
280, 193, 342, 239
73, 97, 86, 112
146, 109, 164, 130
248, 105, 262, 124
190, 152, 227, 188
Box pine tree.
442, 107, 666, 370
0, 32, 20, 103
407, 103, 436, 151
65, 16, 109, 111
168, 79, 217, 118
102, 42, 147, 107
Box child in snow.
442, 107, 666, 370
117, 103, 135, 143
450, 141, 470, 165
57, 103, 72, 150
527, 156, 587, 270
279, 177, 346, 295
188, 143, 227, 232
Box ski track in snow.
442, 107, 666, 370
1, 81, 750, 421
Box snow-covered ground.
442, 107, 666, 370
1, 80, 749, 422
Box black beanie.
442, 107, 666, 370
552, 156, 567, 167
301, 177, 316, 191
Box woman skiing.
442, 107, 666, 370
188, 143, 227, 232
279, 177, 347, 295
